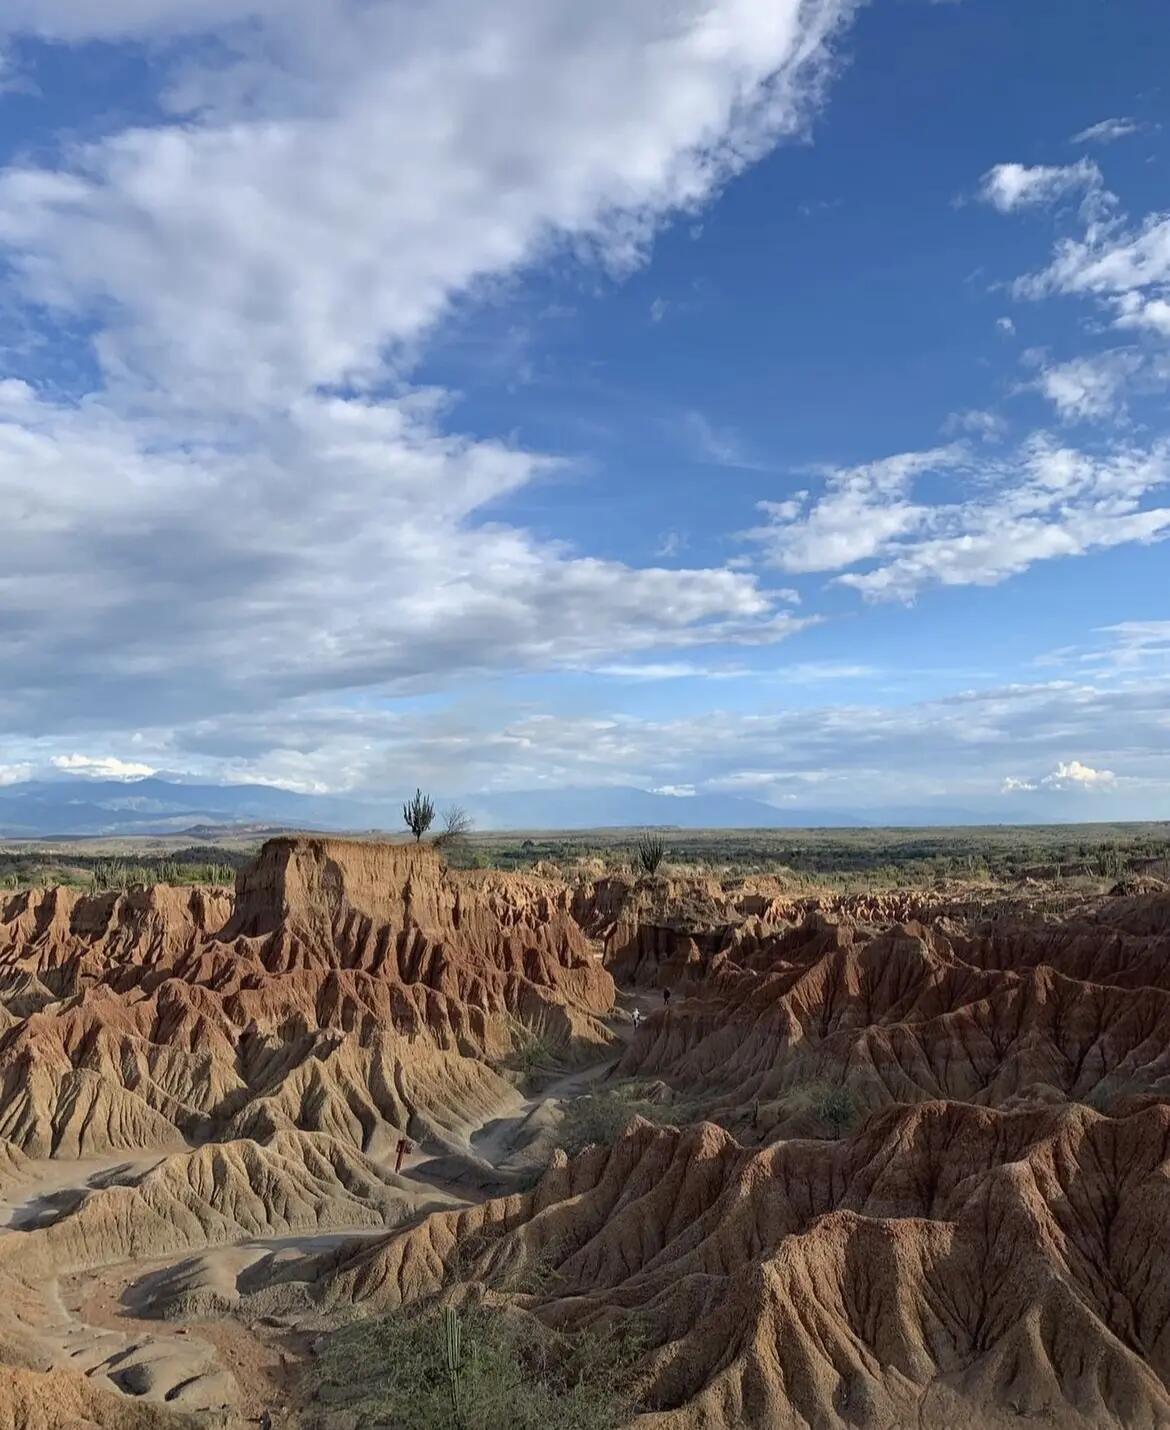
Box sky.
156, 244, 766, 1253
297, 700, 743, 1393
0, 0, 1168, 821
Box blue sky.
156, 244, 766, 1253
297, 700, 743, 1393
0, 0, 1167, 820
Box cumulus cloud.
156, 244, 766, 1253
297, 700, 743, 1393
50, 754, 156, 779
978, 159, 1106, 215
1042, 759, 1116, 789
746, 436, 1170, 600
1004, 762, 1117, 794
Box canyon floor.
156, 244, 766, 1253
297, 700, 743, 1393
0, 837, 1169, 1428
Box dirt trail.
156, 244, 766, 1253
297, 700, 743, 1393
403, 993, 637, 1187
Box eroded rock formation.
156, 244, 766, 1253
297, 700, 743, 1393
2, 848, 1170, 1428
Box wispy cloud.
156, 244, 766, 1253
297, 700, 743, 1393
1033, 349, 1146, 422
942, 408, 1007, 440
677, 410, 768, 470
1071, 116, 1144, 145
977, 159, 1109, 216
655, 529, 687, 558
1016, 207, 1170, 337
746, 437, 1170, 601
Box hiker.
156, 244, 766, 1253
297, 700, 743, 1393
631, 1007, 643, 1033
258, 1412, 273, 1430
395, 1135, 413, 1173
662, 987, 671, 1009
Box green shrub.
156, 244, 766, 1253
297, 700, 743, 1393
309, 1303, 639, 1429
506, 1025, 558, 1086
556, 1091, 639, 1157
555, 1085, 699, 1158
816, 1086, 859, 1138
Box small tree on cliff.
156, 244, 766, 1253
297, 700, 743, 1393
403, 788, 436, 842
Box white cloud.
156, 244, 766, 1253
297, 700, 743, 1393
50, 754, 156, 779
1042, 759, 1116, 789
678, 410, 764, 469
118, 671, 1166, 815
746, 446, 963, 574
1016, 209, 1170, 337
977, 159, 1106, 215
773, 662, 878, 683
649, 297, 670, 324
1071, 117, 1141, 145
0, 1, 854, 409
651, 784, 695, 798
589, 662, 749, 681
1002, 761, 1124, 794
0, 2, 856, 736
747, 436, 1170, 601
1117, 294, 1170, 337
1035, 350, 1144, 421
0, 383, 819, 728
943, 408, 1007, 440
1095, 621, 1170, 670
0, 763, 34, 786
996, 316, 1016, 336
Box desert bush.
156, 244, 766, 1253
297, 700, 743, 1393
636, 834, 666, 875
556, 1091, 639, 1157
309, 1303, 639, 1429
816, 1085, 859, 1138
505, 1025, 558, 1085
556, 1085, 699, 1157
435, 805, 474, 848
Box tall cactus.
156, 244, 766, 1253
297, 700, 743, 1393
444, 1305, 463, 1425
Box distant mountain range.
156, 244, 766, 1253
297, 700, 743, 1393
0, 774, 1114, 838
0, 776, 872, 837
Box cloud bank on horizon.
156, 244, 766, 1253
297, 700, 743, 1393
0, 0, 1167, 821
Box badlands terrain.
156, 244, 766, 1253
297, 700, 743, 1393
0, 837, 1169, 1427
